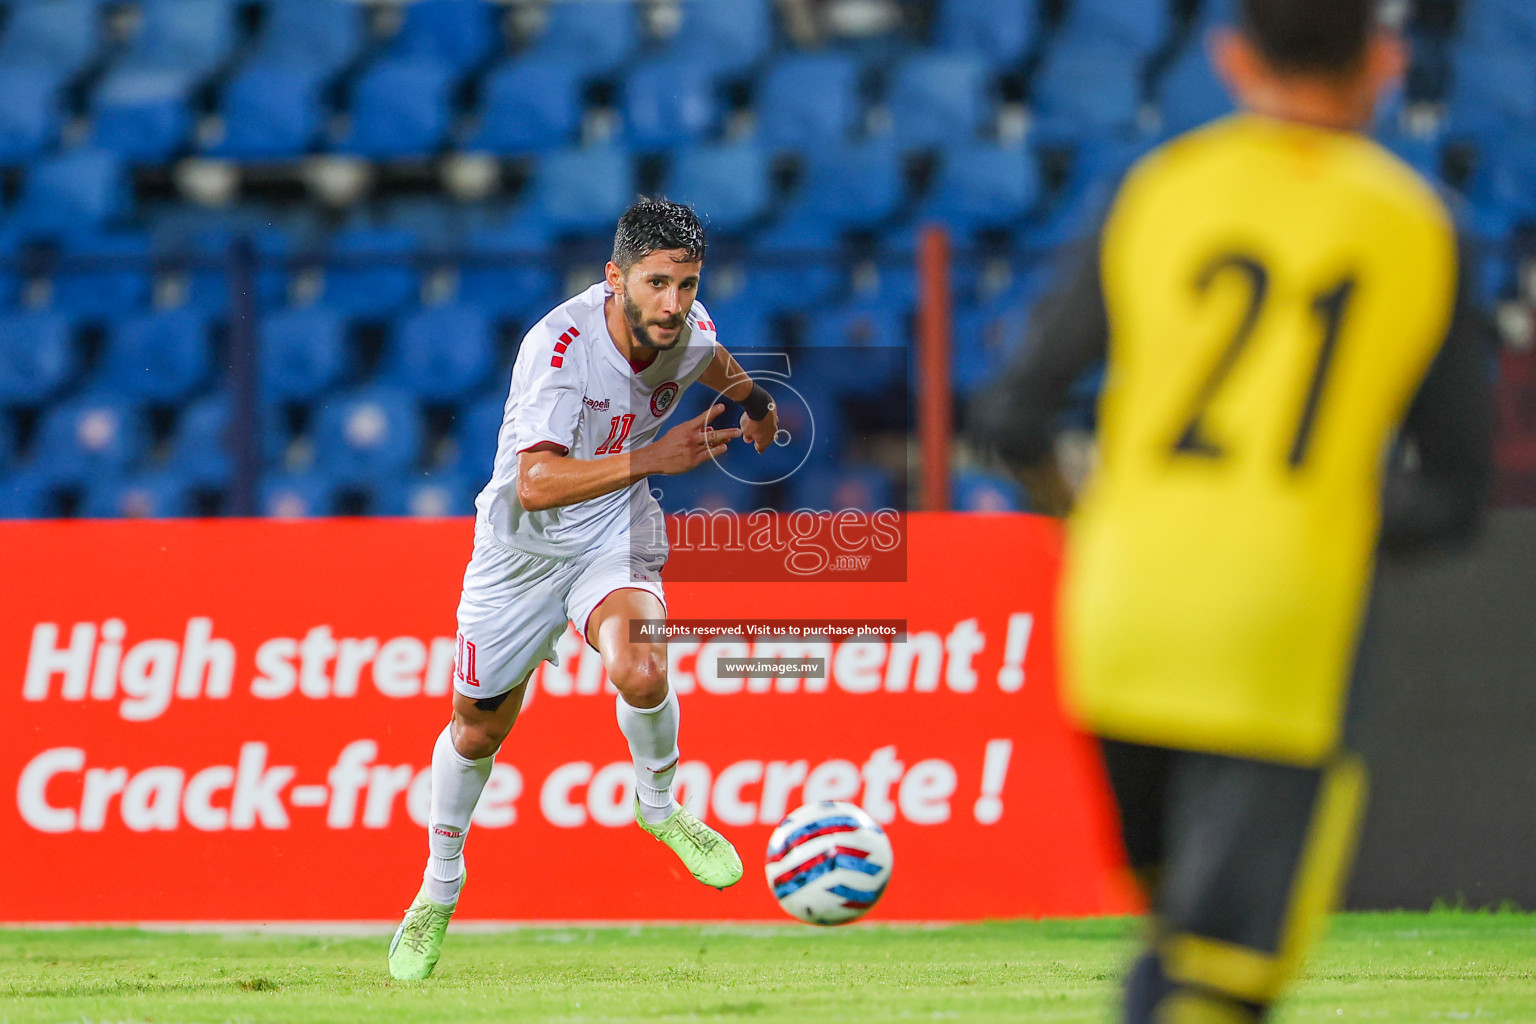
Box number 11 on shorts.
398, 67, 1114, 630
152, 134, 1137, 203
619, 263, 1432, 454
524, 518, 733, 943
455, 632, 480, 688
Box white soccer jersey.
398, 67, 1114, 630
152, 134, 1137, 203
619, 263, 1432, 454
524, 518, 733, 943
474, 281, 719, 557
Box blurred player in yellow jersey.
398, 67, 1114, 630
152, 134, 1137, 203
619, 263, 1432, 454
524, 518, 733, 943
975, 0, 1493, 1020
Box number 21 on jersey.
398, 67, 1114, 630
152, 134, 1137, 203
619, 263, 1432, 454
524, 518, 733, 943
1174, 252, 1357, 470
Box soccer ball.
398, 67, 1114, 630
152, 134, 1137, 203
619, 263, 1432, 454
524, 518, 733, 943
764, 800, 893, 925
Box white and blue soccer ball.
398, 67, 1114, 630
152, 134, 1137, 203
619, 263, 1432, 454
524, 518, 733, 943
765, 800, 893, 926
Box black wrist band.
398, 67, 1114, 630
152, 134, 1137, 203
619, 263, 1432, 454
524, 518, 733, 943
742, 382, 775, 421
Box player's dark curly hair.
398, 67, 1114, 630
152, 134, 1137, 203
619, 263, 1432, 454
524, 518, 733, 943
611, 196, 706, 271
1240, 0, 1379, 75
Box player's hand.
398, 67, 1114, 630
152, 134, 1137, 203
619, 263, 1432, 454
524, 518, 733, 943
648, 404, 742, 475
740, 400, 779, 454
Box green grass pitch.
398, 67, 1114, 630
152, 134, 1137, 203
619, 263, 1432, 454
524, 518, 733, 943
3, 912, 1534, 1023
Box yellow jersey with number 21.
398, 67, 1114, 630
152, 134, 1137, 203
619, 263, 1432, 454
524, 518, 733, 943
1062, 114, 1459, 766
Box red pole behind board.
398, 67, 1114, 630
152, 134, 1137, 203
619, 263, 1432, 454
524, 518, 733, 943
918, 224, 953, 511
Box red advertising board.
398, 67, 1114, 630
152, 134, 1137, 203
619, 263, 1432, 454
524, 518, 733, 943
0, 513, 1137, 922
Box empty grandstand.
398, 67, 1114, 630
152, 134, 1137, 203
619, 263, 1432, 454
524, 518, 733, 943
0, 0, 1530, 519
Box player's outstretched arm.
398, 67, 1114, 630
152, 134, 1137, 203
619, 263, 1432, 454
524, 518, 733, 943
698, 343, 779, 453
517, 405, 740, 512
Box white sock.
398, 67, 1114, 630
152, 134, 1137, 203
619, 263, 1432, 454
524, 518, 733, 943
424, 724, 492, 905
616, 687, 680, 825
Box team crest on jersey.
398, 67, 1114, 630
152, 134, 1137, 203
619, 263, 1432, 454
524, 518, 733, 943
650, 381, 680, 417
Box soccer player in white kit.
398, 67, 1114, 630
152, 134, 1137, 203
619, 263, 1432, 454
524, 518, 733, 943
389, 198, 781, 980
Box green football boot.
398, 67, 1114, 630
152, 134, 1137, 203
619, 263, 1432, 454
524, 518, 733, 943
387, 869, 463, 981
635, 799, 743, 890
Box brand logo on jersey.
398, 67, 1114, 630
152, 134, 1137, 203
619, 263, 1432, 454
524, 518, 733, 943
583, 395, 610, 412
650, 381, 680, 417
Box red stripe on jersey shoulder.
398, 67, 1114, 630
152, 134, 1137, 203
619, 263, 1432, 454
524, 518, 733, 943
554, 340, 568, 353
569, 326, 580, 338
551, 355, 564, 368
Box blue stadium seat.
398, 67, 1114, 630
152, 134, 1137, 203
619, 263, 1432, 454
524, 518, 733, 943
373, 471, 476, 517
0, 469, 61, 519
208, 65, 324, 159
1032, 41, 1144, 139
1460, 0, 1536, 50
787, 464, 896, 513
458, 218, 561, 319
920, 141, 1040, 233
90, 68, 193, 161
0, 311, 73, 405
952, 470, 1027, 512
451, 392, 506, 478
118, 0, 234, 79
311, 386, 423, 482
0, 0, 102, 78
322, 227, 422, 314
82, 471, 197, 518
1158, 39, 1233, 136
531, 146, 637, 235
0, 407, 12, 466
623, 58, 719, 150
176, 224, 292, 314
0, 69, 66, 162
385, 0, 500, 75
259, 306, 348, 401
103, 309, 210, 402
524, 0, 638, 77
14, 150, 128, 237
793, 140, 905, 230
385, 304, 495, 402
469, 57, 585, 154
373, 197, 459, 253
666, 144, 770, 233
34, 391, 148, 483
754, 53, 863, 152
1465, 136, 1536, 229
1447, 42, 1536, 141
1056, 0, 1168, 55
695, 294, 771, 350
166, 390, 288, 484
800, 300, 907, 379
261, 471, 337, 518
746, 214, 845, 312
886, 53, 992, 149
337, 59, 455, 158
249, 0, 366, 77
664, 0, 772, 77
797, 313, 906, 432
1025, 136, 1149, 247
52, 232, 154, 318
1379, 131, 1442, 183
851, 241, 926, 314
0, 225, 31, 306
164, 392, 231, 486
1192, 0, 1237, 29
952, 296, 1029, 398
936, 0, 1040, 70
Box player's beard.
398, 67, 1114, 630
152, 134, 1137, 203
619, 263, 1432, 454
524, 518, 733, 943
624, 291, 685, 350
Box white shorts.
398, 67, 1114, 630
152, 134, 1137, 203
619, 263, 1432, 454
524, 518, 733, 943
453, 521, 668, 699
